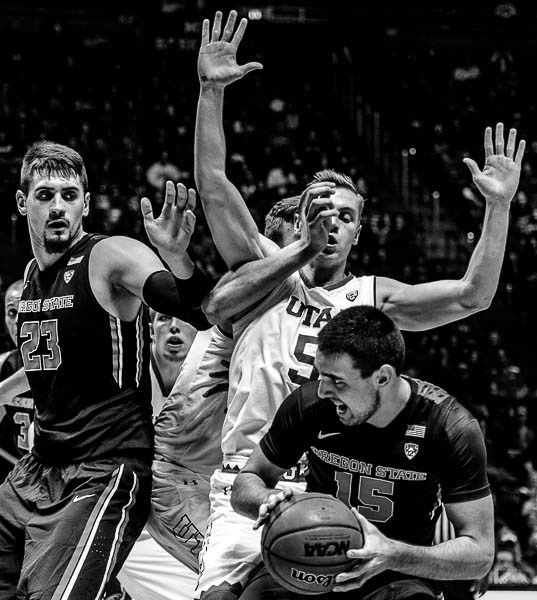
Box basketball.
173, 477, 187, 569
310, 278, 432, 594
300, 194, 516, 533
261, 492, 363, 595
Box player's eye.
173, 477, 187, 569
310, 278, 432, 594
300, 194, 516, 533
36, 190, 53, 201
7, 308, 17, 319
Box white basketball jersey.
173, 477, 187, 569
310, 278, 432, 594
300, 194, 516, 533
154, 325, 232, 477
222, 272, 375, 465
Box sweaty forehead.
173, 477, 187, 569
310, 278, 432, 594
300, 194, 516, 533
5, 289, 22, 308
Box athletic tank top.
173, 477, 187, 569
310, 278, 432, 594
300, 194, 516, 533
17, 234, 153, 464
222, 272, 375, 465
154, 325, 232, 477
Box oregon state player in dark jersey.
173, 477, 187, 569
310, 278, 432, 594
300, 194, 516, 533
0, 279, 33, 482
0, 141, 211, 600
231, 306, 494, 600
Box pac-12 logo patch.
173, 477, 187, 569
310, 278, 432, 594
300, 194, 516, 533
404, 442, 419, 460
64, 270, 75, 284
346, 290, 359, 302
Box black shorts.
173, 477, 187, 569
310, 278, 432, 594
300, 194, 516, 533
0, 452, 151, 600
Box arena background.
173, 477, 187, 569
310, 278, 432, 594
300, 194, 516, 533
0, 0, 535, 594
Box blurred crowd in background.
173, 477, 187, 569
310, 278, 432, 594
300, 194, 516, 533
0, 0, 535, 587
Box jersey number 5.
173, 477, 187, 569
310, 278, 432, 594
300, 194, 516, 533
19, 320, 62, 371
288, 334, 319, 385
335, 471, 394, 523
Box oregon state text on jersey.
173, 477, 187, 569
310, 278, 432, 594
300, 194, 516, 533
17, 234, 153, 464
222, 272, 375, 466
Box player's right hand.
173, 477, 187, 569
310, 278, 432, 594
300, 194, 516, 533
298, 182, 338, 254
198, 10, 263, 88
253, 488, 294, 530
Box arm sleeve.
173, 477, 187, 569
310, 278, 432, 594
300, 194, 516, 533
440, 415, 491, 504
142, 267, 212, 330
260, 387, 309, 470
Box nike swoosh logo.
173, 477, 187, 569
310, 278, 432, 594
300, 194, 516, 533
318, 431, 341, 439
72, 493, 96, 503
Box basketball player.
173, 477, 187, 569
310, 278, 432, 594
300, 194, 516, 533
231, 306, 494, 600
0, 141, 211, 600
193, 11, 524, 600
118, 193, 336, 600
0, 280, 33, 482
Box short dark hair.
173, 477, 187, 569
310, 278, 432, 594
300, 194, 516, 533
264, 196, 300, 245
20, 141, 89, 194
318, 306, 405, 377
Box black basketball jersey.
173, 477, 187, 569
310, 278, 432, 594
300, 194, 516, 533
0, 348, 34, 459
17, 233, 153, 464
261, 376, 490, 548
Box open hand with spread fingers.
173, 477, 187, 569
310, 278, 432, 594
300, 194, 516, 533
198, 10, 263, 88
463, 122, 525, 205
253, 488, 294, 531
141, 180, 197, 260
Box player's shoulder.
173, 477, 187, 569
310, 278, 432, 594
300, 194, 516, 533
409, 377, 477, 434
283, 380, 327, 419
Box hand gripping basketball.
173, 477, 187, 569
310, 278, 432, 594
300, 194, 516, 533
261, 492, 364, 595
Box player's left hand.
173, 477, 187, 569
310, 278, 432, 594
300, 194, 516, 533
141, 181, 196, 259
463, 122, 525, 206
332, 509, 395, 592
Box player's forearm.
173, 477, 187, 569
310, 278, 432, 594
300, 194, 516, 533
202, 240, 319, 323
194, 86, 227, 198
458, 201, 510, 310
231, 472, 276, 520
0, 367, 30, 406
387, 536, 494, 580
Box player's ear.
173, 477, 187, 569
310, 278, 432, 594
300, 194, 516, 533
16, 190, 27, 216
83, 192, 90, 217
293, 212, 301, 235
353, 224, 362, 246
375, 364, 394, 388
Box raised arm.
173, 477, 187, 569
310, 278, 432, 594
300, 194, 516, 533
333, 495, 494, 592
378, 123, 525, 331
90, 182, 211, 329
195, 10, 266, 268
203, 184, 337, 323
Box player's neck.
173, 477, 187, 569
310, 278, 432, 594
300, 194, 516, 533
300, 262, 347, 288
32, 229, 86, 270
368, 377, 411, 428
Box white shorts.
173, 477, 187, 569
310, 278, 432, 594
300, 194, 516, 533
195, 467, 305, 599
118, 528, 197, 600
149, 460, 212, 573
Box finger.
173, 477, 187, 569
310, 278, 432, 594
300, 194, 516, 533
308, 207, 338, 226
495, 122, 505, 155
201, 18, 210, 46
211, 11, 222, 41
484, 126, 494, 158
231, 17, 248, 48
175, 183, 188, 210
162, 180, 175, 217
462, 157, 481, 179
505, 128, 517, 159
140, 197, 154, 220
222, 10, 237, 42
239, 62, 264, 77
181, 210, 196, 237
186, 188, 197, 213
515, 138, 526, 166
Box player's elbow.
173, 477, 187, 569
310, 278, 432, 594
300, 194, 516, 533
474, 548, 495, 578
230, 475, 247, 515
458, 282, 493, 314
195, 168, 229, 204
